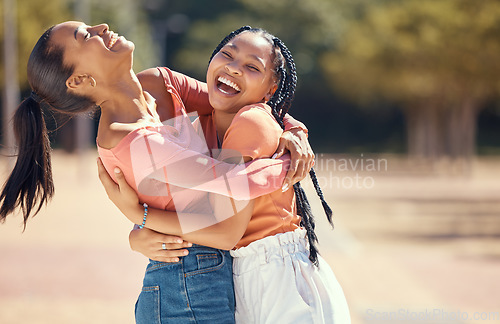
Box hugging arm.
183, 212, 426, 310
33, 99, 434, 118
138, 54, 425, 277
98, 119, 293, 255
103, 126, 312, 260
128, 126, 290, 200
97, 159, 253, 250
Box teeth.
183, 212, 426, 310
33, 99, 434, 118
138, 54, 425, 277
107, 33, 118, 49
218, 76, 240, 92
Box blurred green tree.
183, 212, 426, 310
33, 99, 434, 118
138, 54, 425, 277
165, 0, 415, 153
322, 0, 500, 163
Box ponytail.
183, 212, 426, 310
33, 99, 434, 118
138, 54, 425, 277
0, 25, 96, 228
0, 96, 54, 229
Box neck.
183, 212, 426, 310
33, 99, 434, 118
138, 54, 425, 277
99, 69, 152, 124
213, 110, 237, 142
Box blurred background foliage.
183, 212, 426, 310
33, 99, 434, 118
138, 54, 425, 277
323, 0, 500, 161
1, 0, 499, 159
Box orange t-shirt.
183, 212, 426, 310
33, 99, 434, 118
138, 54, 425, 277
216, 103, 301, 248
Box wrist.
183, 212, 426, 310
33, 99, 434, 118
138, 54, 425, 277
129, 227, 140, 251
286, 126, 308, 138
121, 203, 145, 225
138, 203, 149, 229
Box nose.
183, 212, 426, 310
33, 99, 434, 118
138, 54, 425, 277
89, 23, 109, 36
225, 62, 242, 75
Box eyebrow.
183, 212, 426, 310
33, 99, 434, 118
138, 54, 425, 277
226, 44, 239, 51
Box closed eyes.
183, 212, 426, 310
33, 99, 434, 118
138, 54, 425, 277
220, 49, 263, 72
247, 65, 260, 72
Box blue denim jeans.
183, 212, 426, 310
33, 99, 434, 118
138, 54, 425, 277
135, 244, 235, 324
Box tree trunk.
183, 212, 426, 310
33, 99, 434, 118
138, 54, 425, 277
406, 103, 445, 161
406, 99, 478, 175
447, 98, 477, 159
445, 98, 478, 174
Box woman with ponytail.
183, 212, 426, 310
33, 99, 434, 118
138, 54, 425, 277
1, 21, 315, 323
0, 26, 96, 227
101, 26, 350, 323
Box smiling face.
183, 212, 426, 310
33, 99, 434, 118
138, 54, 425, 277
206, 31, 278, 114
49, 21, 134, 87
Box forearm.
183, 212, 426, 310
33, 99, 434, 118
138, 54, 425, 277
159, 154, 290, 200
131, 128, 289, 200
126, 202, 252, 250
98, 156, 251, 250
126, 204, 183, 236
179, 202, 253, 250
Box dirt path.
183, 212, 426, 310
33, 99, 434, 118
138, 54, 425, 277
1, 152, 499, 323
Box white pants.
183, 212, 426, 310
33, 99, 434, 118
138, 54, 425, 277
230, 229, 351, 324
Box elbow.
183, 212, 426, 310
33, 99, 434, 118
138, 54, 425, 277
209, 223, 242, 250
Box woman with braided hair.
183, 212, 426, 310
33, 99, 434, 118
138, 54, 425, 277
102, 26, 351, 323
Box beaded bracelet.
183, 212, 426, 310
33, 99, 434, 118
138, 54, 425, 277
138, 203, 148, 229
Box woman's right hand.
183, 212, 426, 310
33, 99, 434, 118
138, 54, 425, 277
130, 226, 192, 262
97, 157, 141, 222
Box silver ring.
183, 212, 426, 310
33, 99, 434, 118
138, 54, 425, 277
162, 243, 167, 250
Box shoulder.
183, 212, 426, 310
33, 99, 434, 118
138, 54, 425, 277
137, 67, 187, 91
231, 103, 281, 133
137, 68, 163, 92
222, 103, 283, 159
137, 68, 176, 121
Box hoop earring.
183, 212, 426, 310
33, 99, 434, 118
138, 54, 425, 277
89, 76, 97, 87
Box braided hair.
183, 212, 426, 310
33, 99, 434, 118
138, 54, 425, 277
209, 27, 333, 266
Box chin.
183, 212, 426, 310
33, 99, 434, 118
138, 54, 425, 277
123, 42, 135, 54
211, 102, 229, 112
209, 98, 231, 112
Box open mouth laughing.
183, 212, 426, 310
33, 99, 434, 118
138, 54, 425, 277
217, 76, 241, 95
107, 32, 119, 49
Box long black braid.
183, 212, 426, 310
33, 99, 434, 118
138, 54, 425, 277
209, 27, 333, 266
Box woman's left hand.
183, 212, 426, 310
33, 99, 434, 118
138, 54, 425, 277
273, 128, 315, 189
130, 227, 191, 262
